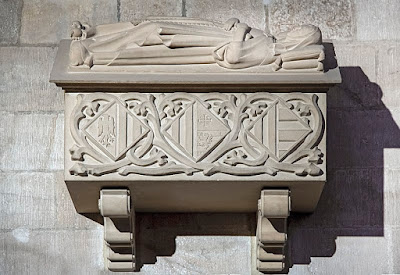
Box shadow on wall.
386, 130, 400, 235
135, 212, 256, 268
131, 65, 399, 269
80, 45, 399, 269
288, 64, 400, 265
137, 66, 400, 269
132, 65, 400, 269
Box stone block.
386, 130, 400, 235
20, 0, 118, 44
287, 265, 312, 275
383, 149, 400, 182
328, 42, 379, 110
140, 236, 251, 274
0, 47, 63, 112
355, 0, 400, 41
385, 190, 400, 228
0, 0, 23, 45
0, 227, 250, 274
185, 0, 266, 31
377, 43, 400, 108
334, 42, 376, 82
392, 228, 400, 273
277, 227, 395, 273
384, 150, 400, 189
328, 109, 400, 169
0, 228, 106, 274
120, 0, 182, 22
384, 169, 400, 227
0, 113, 63, 171
0, 172, 56, 230
289, 168, 383, 229
55, 172, 100, 230
306, 236, 390, 274
130, 213, 253, 274
268, 0, 354, 39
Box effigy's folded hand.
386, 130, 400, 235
69, 21, 94, 41
224, 18, 240, 31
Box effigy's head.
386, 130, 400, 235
277, 25, 322, 51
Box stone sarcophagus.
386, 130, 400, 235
50, 16, 341, 273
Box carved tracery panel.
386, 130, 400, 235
68, 92, 324, 178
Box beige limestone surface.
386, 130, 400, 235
51, 16, 337, 272
2, 0, 400, 274
62, 92, 327, 214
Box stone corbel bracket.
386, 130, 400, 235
50, 32, 341, 273
257, 190, 290, 273
98, 189, 135, 272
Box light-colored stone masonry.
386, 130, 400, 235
1, 0, 400, 274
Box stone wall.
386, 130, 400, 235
1, 0, 399, 274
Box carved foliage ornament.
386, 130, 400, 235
69, 92, 324, 177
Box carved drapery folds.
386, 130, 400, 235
68, 92, 324, 178
98, 189, 135, 272
68, 18, 324, 71
50, 14, 341, 273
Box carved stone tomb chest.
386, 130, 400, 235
50, 17, 341, 273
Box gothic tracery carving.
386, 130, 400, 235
68, 92, 324, 177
